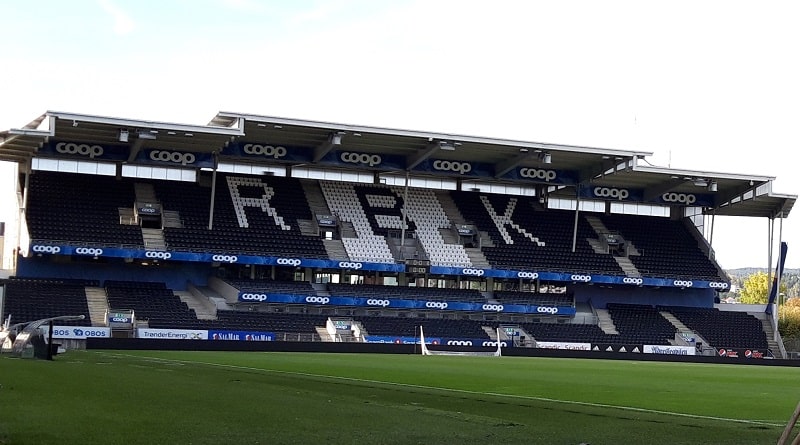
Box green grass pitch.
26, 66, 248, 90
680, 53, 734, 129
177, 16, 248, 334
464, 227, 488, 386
1, 350, 799, 444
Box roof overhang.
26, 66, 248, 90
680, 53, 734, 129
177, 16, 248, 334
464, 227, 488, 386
1, 109, 794, 220
0, 111, 245, 164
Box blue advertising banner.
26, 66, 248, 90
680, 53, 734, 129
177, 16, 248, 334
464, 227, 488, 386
364, 335, 440, 345
42, 140, 128, 162
208, 330, 275, 341
236, 291, 578, 316
222, 142, 313, 163
135, 149, 214, 168
499, 166, 578, 185
28, 243, 730, 292
411, 158, 494, 178
578, 185, 644, 202
441, 338, 514, 348
319, 150, 406, 171
652, 192, 714, 207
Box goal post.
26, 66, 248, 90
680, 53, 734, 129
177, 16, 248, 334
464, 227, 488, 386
420, 326, 502, 357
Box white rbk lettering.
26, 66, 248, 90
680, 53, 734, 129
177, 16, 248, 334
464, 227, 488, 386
226, 176, 291, 230
479, 196, 541, 246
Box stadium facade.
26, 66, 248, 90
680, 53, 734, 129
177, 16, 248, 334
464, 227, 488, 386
0, 111, 795, 359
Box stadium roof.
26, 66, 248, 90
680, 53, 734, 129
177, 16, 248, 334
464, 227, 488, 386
0, 110, 794, 219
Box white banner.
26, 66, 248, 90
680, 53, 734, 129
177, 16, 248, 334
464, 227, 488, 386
535, 341, 592, 351
643, 345, 695, 355
41, 326, 111, 339
137, 328, 208, 340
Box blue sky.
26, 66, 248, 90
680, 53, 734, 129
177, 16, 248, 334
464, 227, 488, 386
1, 0, 798, 269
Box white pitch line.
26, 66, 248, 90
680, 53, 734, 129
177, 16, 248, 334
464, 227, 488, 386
97, 351, 785, 427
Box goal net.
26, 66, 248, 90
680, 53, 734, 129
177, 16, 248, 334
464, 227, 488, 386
419, 326, 502, 357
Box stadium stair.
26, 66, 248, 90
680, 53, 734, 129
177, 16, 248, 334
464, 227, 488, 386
316, 326, 334, 342
84, 286, 110, 326
434, 190, 468, 225
659, 311, 706, 346
175, 290, 217, 320
594, 309, 620, 335
464, 247, 491, 268
161, 210, 183, 228
118, 207, 137, 226
295, 219, 318, 236
322, 239, 349, 261
300, 179, 334, 219
586, 238, 609, 254
190, 284, 233, 311
757, 314, 784, 358
141, 228, 166, 250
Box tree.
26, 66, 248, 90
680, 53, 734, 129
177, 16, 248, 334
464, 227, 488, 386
739, 271, 787, 304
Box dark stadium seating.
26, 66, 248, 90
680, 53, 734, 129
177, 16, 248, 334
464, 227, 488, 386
157, 173, 327, 258
450, 191, 623, 273
213, 311, 327, 334
16, 171, 760, 354
357, 315, 490, 339
519, 322, 611, 344
662, 306, 768, 350
607, 303, 677, 345
493, 291, 574, 307
2, 277, 94, 326
27, 171, 144, 247
328, 283, 484, 302
596, 214, 722, 280
104, 280, 204, 329
225, 279, 317, 296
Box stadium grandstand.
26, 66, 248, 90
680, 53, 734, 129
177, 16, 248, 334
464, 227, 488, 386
0, 110, 795, 359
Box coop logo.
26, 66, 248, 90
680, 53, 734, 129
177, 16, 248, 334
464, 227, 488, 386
338, 261, 363, 269
110, 317, 130, 323
537, 307, 559, 314
462, 268, 484, 276
519, 168, 557, 182
482, 304, 504, 312
570, 274, 592, 282
673, 280, 694, 288
241, 293, 268, 302
305, 296, 330, 304
211, 255, 238, 263
75, 247, 103, 256
149, 150, 196, 166
32, 245, 61, 254
516, 271, 539, 279
482, 341, 508, 347
340, 152, 382, 167
447, 340, 473, 346
55, 142, 104, 158
243, 144, 287, 159
709, 282, 729, 289
139, 207, 157, 214
145, 251, 172, 259
276, 258, 302, 266
366, 299, 390, 307
425, 301, 448, 309
593, 187, 629, 200
622, 277, 643, 285
661, 192, 697, 204
433, 160, 472, 174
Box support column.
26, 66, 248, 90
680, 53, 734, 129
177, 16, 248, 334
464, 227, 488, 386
207, 154, 218, 230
